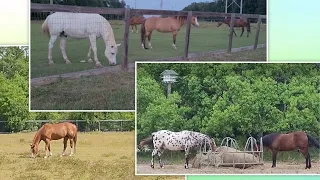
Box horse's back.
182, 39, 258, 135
46, 12, 110, 37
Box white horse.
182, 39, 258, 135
149, 130, 217, 169
42, 12, 121, 67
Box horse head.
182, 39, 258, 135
191, 16, 199, 27
210, 138, 217, 151
105, 44, 121, 65
30, 144, 38, 158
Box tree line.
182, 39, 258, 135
183, 0, 266, 15
0, 47, 134, 132
137, 63, 320, 144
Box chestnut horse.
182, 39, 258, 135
141, 16, 199, 50
30, 122, 78, 158
217, 17, 251, 37
130, 16, 145, 33
256, 131, 319, 169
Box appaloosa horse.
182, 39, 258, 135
256, 131, 320, 169
141, 16, 199, 50
217, 17, 251, 37
146, 130, 216, 169
30, 122, 78, 158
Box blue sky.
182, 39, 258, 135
125, 0, 208, 10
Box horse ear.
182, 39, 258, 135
116, 44, 121, 47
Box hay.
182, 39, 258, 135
191, 146, 260, 169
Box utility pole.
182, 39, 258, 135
135, 0, 136, 9
160, 0, 163, 10
224, 0, 243, 14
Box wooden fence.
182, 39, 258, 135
31, 3, 267, 70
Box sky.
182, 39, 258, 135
125, 0, 207, 11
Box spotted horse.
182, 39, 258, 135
148, 130, 217, 169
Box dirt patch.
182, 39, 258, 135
137, 161, 320, 174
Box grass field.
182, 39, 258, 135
31, 20, 266, 78
30, 70, 134, 110
0, 132, 183, 180
197, 48, 266, 61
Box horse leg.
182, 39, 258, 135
44, 139, 50, 158
135, 25, 139, 33
59, 35, 71, 64
240, 27, 244, 37
131, 25, 133, 33
233, 30, 237, 37
271, 150, 278, 167
300, 148, 311, 169
172, 31, 178, 50
88, 34, 103, 68
146, 32, 153, 49
61, 137, 68, 157
69, 138, 74, 156
48, 143, 53, 156
184, 147, 190, 169
48, 35, 58, 65
87, 45, 93, 63
157, 150, 164, 168
151, 149, 158, 168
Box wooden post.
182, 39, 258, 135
254, 16, 262, 50
184, 11, 192, 61
49, 0, 53, 14
122, 8, 130, 71
227, 13, 235, 53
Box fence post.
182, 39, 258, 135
254, 16, 262, 50
49, 0, 53, 14
228, 13, 235, 53
184, 11, 192, 61
122, 8, 130, 71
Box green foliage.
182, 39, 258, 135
183, 0, 266, 15
137, 64, 320, 143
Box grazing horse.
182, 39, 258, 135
42, 12, 121, 68
130, 16, 145, 33
147, 130, 216, 169
141, 16, 199, 50
255, 131, 320, 169
217, 17, 251, 37
30, 122, 78, 158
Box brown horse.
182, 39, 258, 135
256, 131, 320, 169
30, 122, 78, 158
130, 16, 145, 33
217, 17, 251, 37
141, 16, 199, 50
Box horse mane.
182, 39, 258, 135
139, 136, 153, 147
32, 125, 46, 145
173, 16, 187, 26
262, 133, 280, 146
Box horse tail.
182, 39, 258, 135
307, 134, 320, 148
247, 19, 251, 33
73, 132, 77, 153
140, 19, 148, 50
42, 18, 50, 36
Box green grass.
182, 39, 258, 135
0, 132, 183, 180
198, 48, 266, 61
31, 20, 266, 78
30, 71, 134, 110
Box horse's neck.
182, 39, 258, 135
32, 129, 42, 146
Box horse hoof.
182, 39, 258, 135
151, 164, 154, 169
44, 156, 47, 159
95, 64, 103, 68
48, 61, 54, 65
88, 59, 93, 63
65, 60, 71, 64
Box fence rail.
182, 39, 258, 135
0, 120, 134, 133
31, 3, 267, 68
